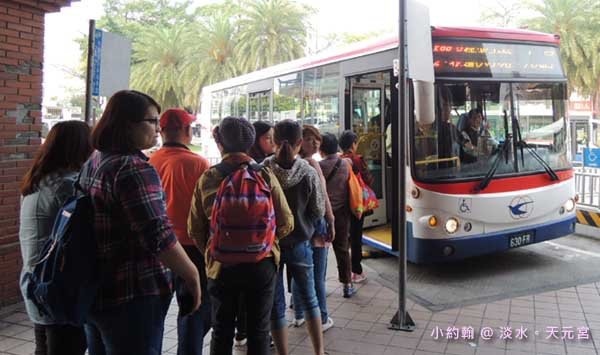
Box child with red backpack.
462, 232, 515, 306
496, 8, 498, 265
188, 117, 293, 355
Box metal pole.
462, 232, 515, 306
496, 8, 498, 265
84, 20, 95, 125
389, 0, 415, 332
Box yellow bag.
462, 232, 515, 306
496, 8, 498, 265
348, 170, 364, 219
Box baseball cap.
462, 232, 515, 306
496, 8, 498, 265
159, 108, 196, 129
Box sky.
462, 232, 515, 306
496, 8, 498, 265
42, 0, 495, 106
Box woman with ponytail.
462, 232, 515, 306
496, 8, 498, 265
263, 120, 326, 355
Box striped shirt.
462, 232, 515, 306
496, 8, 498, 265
79, 150, 176, 310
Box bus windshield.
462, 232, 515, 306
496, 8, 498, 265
412, 81, 571, 182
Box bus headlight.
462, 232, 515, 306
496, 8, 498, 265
444, 217, 459, 234
564, 198, 575, 212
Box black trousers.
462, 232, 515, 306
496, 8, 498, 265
34, 323, 86, 355
350, 215, 365, 275
208, 258, 277, 355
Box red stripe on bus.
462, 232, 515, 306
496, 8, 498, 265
431, 27, 560, 44
413, 170, 573, 195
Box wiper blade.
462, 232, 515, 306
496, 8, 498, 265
473, 145, 505, 193
474, 110, 511, 193
516, 141, 560, 181
513, 114, 559, 181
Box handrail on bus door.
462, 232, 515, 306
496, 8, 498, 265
415, 156, 461, 168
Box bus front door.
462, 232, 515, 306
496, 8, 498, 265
349, 83, 387, 229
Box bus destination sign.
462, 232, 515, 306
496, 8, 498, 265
432, 40, 565, 79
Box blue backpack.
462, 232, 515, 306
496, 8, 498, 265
25, 177, 99, 326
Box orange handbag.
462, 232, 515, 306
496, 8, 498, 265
348, 169, 364, 219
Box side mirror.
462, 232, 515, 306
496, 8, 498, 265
413, 80, 435, 125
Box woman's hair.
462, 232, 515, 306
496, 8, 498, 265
299, 125, 322, 157
339, 130, 358, 151
273, 119, 302, 167
320, 133, 339, 155
253, 121, 273, 142
91, 90, 161, 153
21, 120, 93, 196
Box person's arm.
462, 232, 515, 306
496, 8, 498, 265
116, 158, 201, 311
307, 168, 326, 221
358, 155, 375, 187
307, 158, 335, 239
158, 243, 201, 312
263, 168, 293, 239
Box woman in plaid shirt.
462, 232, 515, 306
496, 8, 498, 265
79, 90, 201, 355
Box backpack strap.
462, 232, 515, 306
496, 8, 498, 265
73, 155, 114, 194
325, 158, 342, 182
214, 161, 260, 177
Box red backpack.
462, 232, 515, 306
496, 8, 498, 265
210, 162, 276, 264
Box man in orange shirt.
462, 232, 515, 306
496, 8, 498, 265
149, 108, 210, 355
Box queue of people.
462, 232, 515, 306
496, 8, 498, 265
17, 89, 374, 355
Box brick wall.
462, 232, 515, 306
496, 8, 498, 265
0, 0, 75, 307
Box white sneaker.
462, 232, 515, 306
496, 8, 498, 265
322, 317, 334, 332
234, 337, 247, 347
292, 318, 306, 327
352, 272, 367, 284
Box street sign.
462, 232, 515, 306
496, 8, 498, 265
91, 29, 132, 98
583, 148, 600, 168
92, 29, 102, 96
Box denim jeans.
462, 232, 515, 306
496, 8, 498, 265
174, 245, 211, 355
208, 258, 276, 355
84, 295, 171, 355
292, 245, 328, 322
271, 240, 320, 330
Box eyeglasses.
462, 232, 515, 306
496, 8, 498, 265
138, 118, 159, 126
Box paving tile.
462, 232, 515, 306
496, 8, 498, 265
475, 346, 505, 355
445, 342, 477, 355
0, 324, 30, 337
535, 342, 567, 354
0, 336, 27, 352
382, 346, 415, 355
417, 339, 447, 353
4, 340, 35, 355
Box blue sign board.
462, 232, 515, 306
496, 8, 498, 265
92, 29, 103, 96
583, 148, 600, 168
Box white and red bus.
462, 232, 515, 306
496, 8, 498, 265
199, 25, 577, 263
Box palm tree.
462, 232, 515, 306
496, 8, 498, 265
180, 14, 242, 110
525, 0, 600, 109
236, 0, 312, 72
130, 25, 192, 108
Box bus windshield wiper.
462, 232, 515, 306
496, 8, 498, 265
513, 118, 559, 181
474, 110, 511, 193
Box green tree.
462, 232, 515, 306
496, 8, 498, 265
130, 25, 192, 108
98, 0, 196, 39
480, 0, 524, 28
524, 0, 600, 113
180, 13, 241, 109
236, 0, 313, 72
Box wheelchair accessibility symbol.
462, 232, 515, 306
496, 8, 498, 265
583, 148, 600, 168
459, 198, 472, 214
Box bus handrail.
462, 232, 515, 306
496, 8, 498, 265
415, 156, 461, 168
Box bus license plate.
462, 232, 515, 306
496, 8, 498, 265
509, 233, 534, 248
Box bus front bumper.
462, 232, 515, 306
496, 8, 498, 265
407, 217, 577, 264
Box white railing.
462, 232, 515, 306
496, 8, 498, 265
575, 167, 600, 209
